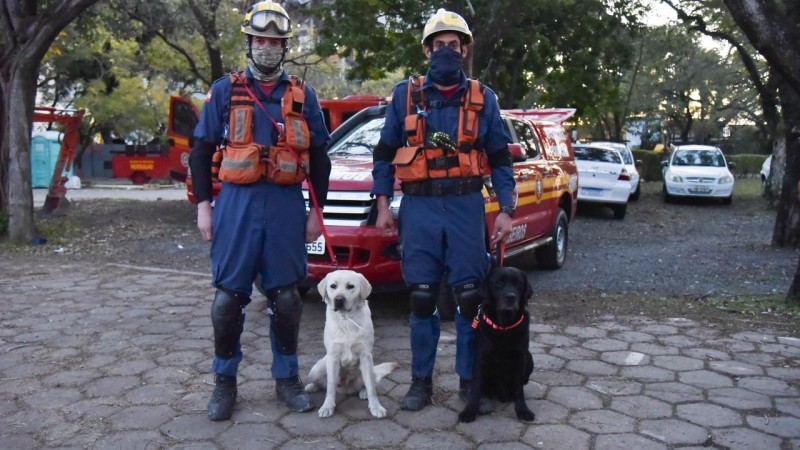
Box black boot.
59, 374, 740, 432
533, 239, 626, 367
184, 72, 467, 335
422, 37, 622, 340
275, 376, 313, 412
401, 376, 433, 411
207, 375, 237, 421
458, 378, 493, 415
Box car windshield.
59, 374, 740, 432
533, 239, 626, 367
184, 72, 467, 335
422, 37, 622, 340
327, 117, 384, 156
672, 149, 725, 167
595, 143, 632, 164
573, 146, 621, 164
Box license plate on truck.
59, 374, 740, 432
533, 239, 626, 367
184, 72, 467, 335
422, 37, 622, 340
306, 236, 326, 255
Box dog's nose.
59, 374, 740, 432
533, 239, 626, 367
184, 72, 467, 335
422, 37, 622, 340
334, 296, 345, 310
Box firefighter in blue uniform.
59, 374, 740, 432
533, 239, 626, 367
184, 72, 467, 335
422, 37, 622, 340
189, 1, 331, 421
372, 9, 516, 412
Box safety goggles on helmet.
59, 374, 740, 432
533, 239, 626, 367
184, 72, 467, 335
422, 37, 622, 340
247, 10, 290, 35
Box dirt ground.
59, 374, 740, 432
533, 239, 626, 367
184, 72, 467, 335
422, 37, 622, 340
7, 180, 800, 334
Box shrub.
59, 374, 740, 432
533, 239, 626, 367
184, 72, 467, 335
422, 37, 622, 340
632, 149, 667, 182
727, 154, 769, 178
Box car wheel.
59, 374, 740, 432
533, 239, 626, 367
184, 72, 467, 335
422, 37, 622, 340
630, 183, 641, 202
438, 277, 456, 322
611, 203, 627, 220
535, 208, 568, 270
131, 171, 149, 185
662, 184, 673, 203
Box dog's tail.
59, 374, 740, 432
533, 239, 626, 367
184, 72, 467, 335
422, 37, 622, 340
374, 362, 399, 383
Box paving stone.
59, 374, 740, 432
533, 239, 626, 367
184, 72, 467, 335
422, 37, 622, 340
639, 419, 709, 445
658, 335, 701, 348
746, 414, 800, 438
22, 387, 82, 409
778, 336, 800, 347
681, 347, 731, 361
619, 365, 675, 382
600, 351, 649, 366
569, 410, 635, 433
281, 436, 349, 450
531, 324, 559, 333
731, 331, 776, 343
738, 376, 799, 396
456, 414, 526, 443
610, 395, 672, 419
550, 346, 597, 360
638, 324, 679, 335
108, 404, 176, 430
527, 400, 569, 424
92, 431, 167, 449
280, 407, 350, 437
160, 414, 231, 441
679, 370, 734, 388
564, 326, 606, 338
775, 397, 800, 418
708, 387, 772, 410
611, 331, 655, 343
394, 405, 457, 430
585, 379, 642, 396
707, 338, 756, 352
712, 427, 783, 449
530, 370, 585, 386
732, 351, 780, 367
566, 360, 618, 376
125, 383, 185, 405
534, 354, 566, 370
521, 424, 590, 450
760, 344, 800, 358
403, 431, 473, 449
676, 403, 742, 427
536, 334, 577, 347
652, 355, 704, 371
216, 423, 289, 449
546, 386, 603, 410
767, 366, 800, 381
595, 433, 667, 450
708, 360, 764, 376
631, 343, 679, 355
582, 338, 629, 352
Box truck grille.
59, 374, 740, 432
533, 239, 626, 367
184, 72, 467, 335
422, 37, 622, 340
303, 190, 374, 227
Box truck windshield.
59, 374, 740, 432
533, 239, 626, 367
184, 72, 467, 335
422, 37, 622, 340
327, 117, 385, 156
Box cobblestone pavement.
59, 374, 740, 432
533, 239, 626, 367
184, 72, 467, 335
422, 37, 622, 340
1, 258, 798, 450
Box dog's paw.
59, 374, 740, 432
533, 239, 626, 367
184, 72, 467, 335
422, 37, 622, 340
458, 410, 477, 423
516, 408, 535, 422
359, 389, 368, 400
369, 404, 387, 418
318, 400, 336, 418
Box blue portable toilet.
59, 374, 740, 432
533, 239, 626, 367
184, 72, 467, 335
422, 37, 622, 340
31, 131, 74, 188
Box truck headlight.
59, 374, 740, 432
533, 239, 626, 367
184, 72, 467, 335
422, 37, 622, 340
718, 175, 733, 184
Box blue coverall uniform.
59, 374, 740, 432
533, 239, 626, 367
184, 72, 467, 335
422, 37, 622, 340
371, 73, 515, 381
194, 69, 330, 379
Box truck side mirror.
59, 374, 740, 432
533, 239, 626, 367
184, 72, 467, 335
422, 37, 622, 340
508, 143, 527, 162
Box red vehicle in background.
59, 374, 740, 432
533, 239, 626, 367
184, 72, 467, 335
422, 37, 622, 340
166, 95, 384, 202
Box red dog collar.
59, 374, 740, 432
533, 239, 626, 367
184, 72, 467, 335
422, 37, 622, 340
472, 311, 524, 331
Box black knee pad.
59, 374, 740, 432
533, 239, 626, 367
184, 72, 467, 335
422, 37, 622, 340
267, 284, 303, 355
211, 289, 250, 359
409, 283, 438, 318
455, 281, 481, 320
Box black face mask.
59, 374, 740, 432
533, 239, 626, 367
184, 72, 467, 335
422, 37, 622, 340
428, 46, 464, 86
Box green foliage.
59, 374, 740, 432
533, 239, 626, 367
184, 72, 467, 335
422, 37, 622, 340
632, 149, 666, 182
727, 154, 769, 178
705, 295, 800, 322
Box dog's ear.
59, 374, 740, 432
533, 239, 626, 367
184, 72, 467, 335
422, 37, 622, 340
358, 272, 372, 299
317, 273, 330, 302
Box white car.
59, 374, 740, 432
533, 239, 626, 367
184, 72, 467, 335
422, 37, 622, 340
573, 143, 631, 219
661, 145, 735, 204
590, 141, 641, 201
761, 155, 772, 197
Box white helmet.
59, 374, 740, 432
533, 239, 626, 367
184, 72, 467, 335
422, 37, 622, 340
421, 8, 473, 45
241, 1, 292, 38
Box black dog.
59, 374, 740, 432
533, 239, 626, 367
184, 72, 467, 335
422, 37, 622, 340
458, 267, 535, 423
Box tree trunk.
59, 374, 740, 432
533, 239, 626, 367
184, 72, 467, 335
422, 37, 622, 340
771, 80, 800, 248
2, 60, 39, 242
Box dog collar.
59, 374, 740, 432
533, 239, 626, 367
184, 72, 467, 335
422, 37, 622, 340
472, 311, 524, 331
